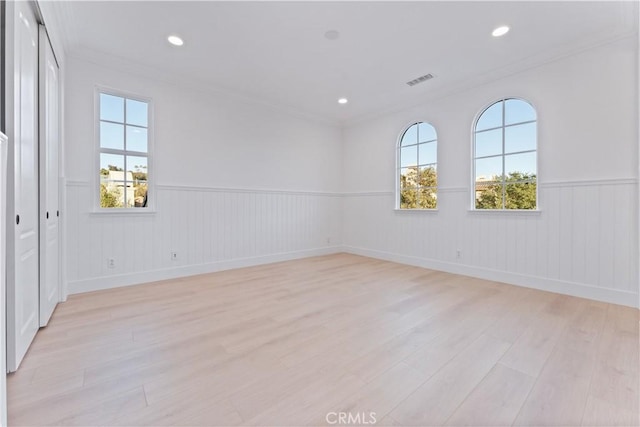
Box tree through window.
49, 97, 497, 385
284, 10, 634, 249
398, 122, 437, 209
474, 99, 537, 210
98, 91, 151, 209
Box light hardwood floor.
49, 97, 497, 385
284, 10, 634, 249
7, 254, 639, 426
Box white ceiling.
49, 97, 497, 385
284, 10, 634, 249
52, 1, 637, 126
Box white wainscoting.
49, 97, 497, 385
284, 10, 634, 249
67, 179, 638, 307
66, 182, 343, 294
343, 179, 639, 308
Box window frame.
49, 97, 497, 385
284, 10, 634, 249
396, 121, 438, 211
471, 97, 539, 212
93, 86, 155, 213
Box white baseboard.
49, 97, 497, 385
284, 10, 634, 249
68, 244, 638, 309
343, 246, 639, 308
68, 246, 343, 295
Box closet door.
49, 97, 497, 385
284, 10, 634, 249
0, 132, 8, 427
39, 26, 60, 327
7, 1, 40, 371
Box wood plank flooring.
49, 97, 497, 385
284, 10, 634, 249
7, 253, 639, 426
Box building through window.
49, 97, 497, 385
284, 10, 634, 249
98, 91, 151, 209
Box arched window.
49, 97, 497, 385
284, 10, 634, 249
473, 99, 537, 210
398, 122, 437, 209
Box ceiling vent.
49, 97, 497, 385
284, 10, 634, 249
406, 73, 434, 87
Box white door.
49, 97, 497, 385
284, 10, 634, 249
38, 26, 60, 327
0, 132, 9, 427
7, 2, 40, 371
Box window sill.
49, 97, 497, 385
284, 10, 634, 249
90, 209, 157, 217
394, 208, 439, 213
467, 209, 541, 216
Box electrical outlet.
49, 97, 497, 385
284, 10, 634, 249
171, 252, 178, 261
107, 258, 115, 268
456, 250, 461, 259
327, 237, 331, 244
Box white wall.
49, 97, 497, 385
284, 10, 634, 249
342, 36, 639, 307
65, 57, 343, 293
64, 37, 639, 308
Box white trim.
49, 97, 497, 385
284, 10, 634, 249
66, 180, 90, 187
156, 184, 339, 197
68, 246, 343, 295
0, 132, 8, 426
467, 209, 542, 216
88, 210, 156, 217
541, 178, 638, 188
343, 191, 394, 197
340, 178, 636, 198
343, 246, 639, 308
637, 13, 640, 311
68, 178, 637, 198
438, 187, 467, 193
67, 180, 342, 197
68, 244, 640, 308
394, 208, 438, 214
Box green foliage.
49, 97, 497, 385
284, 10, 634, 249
399, 168, 535, 210
101, 164, 124, 177
475, 172, 537, 210
100, 164, 148, 208
100, 184, 122, 208
131, 164, 147, 182
134, 183, 148, 199
132, 172, 147, 181
400, 166, 437, 209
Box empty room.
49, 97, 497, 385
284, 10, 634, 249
0, 1, 638, 426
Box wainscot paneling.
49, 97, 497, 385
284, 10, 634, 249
66, 182, 343, 294
342, 179, 638, 308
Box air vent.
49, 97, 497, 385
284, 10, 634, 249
406, 73, 434, 87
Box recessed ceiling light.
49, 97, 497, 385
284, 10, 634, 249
338, 98, 348, 104
324, 30, 340, 40
168, 35, 184, 46
492, 26, 510, 37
